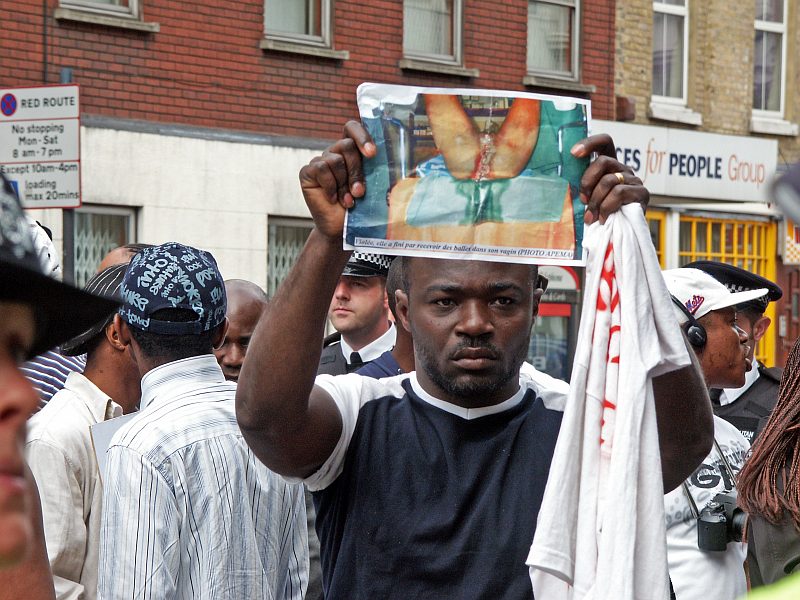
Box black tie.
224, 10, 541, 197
347, 352, 363, 373
709, 388, 722, 405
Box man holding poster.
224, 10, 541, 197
236, 114, 712, 599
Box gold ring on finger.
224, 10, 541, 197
614, 172, 625, 185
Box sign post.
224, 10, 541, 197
0, 84, 80, 209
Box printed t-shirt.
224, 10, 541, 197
665, 416, 749, 600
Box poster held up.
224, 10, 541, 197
345, 83, 591, 266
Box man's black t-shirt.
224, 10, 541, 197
310, 374, 565, 599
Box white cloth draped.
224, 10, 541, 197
527, 204, 693, 599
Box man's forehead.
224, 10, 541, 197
406, 257, 535, 286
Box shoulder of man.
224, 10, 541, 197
758, 363, 783, 384
322, 331, 342, 348
318, 332, 346, 375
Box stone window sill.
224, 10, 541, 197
398, 58, 479, 78
54, 7, 159, 32
259, 38, 349, 60
648, 100, 702, 126
750, 115, 799, 136
523, 74, 596, 94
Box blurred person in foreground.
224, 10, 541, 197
0, 173, 118, 597
26, 264, 139, 600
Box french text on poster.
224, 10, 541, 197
345, 83, 591, 266
0, 84, 81, 209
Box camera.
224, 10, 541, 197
696, 491, 747, 552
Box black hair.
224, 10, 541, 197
386, 260, 403, 319
128, 308, 220, 362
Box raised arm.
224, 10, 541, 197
575, 134, 713, 491
236, 122, 376, 478
652, 336, 714, 492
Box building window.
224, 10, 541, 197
59, 0, 140, 19
678, 214, 777, 365
753, 0, 786, 114
646, 211, 666, 268
267, 218, 312, 296
265, 0, 331, 47
527, 0, 579, 79
652, 0, 688, 102
65, 205, 136, 288
403, 0, 462, 65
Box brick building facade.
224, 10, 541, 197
612, 0, 799, 366
3, 0, 616, 304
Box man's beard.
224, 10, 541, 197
416, 336, 527, 400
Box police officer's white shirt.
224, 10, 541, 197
340, 322, 397, 365
718, 362, 760, 406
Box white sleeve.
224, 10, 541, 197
299, 373, 407, 492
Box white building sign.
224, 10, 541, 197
594, 120, 778, 202
0, 84, 80, 209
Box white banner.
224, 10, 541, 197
594, 120, 777, 202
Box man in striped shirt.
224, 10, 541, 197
98, 242, 307, 600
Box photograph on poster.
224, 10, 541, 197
345, 83, 591, 265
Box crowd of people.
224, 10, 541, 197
2, 121, 800, 600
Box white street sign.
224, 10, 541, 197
0, 84, 81, 209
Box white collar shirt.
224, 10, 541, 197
719, 362, 760, 406
26, 371, 123, 600
98, 355, 308, 600
340, 322, 397, 365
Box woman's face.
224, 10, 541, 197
0, 302, 37, 568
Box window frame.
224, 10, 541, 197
266, 217, 313, 297
651, 0, 689, 107
264, 0, 333, 49
526, 0, 581, 82
63, 203, 137, 287
752, 0, 788, 118
58, 0, 141, 20
402, 0, 464, 67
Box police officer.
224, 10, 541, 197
317, 251, 395, 375
686, 260, 783, 444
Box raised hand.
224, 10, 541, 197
571, 133, 649, 225
298, 121, 376, 239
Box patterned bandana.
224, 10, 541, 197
119, 242, 227, 335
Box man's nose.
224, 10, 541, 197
333, 280, 350, 300
736, 324, 749, 345
455, 301, 494, 337
0, 365, 39, 433
222, 344, 245, 366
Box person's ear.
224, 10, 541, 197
532, 288, 544, 319
212, 318, 229, 350
396, 289, 411, 333
114, 314, 132, 348
752, 315, 771, 344
107, 317, 127, 352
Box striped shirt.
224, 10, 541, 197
21, 349, 86, 411
98, 355, 307, 600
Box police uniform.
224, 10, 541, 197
711, 364, 782, 444
686, 260, 783, 444
316, 252, 396, 376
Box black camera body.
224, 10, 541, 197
696, 491, 746, 552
